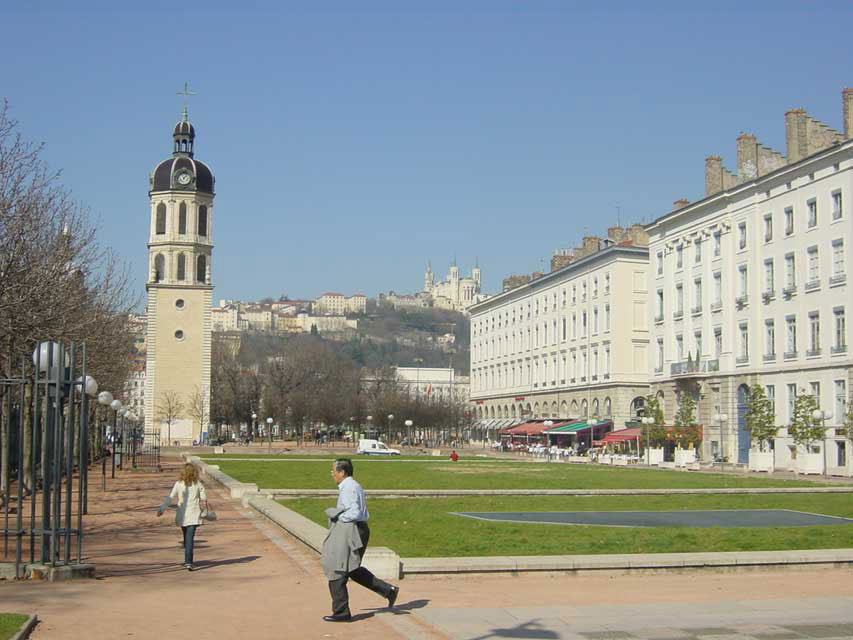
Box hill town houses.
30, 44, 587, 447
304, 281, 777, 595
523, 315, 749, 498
469, 88, 853, 475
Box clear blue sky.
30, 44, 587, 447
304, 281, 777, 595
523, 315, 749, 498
2, 1, 851, 305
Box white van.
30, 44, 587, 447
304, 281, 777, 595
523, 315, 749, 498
356, 439, 401, 455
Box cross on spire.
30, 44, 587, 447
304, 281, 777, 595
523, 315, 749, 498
176, 82, 197, 121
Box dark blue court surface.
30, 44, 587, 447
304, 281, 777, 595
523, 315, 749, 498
451, 510, 853, 528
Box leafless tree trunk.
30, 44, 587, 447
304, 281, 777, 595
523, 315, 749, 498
156, 391, 184, 446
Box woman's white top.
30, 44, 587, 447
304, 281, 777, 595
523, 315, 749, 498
161, 480, 207, 527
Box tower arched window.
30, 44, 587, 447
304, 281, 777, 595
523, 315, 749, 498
156, 203, 166, 235
178, 203, 187, 234
177, 253, 186, 281
196, 254, 206, 283
197, 205, 208, 237
154, 254, 165, 283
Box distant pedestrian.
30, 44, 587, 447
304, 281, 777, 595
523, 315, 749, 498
321, 458, 399, 622
157, 463, 210, 571
449, 450, 459, 462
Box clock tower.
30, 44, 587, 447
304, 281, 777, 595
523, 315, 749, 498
144, 105, 214, 444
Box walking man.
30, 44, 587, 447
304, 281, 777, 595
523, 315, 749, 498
322, 458, 399, 622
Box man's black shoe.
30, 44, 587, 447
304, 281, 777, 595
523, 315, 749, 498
323, 614, 352, 622
387, 585, 399, 608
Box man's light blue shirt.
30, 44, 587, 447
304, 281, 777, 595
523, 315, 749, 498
336, 476, 369, 523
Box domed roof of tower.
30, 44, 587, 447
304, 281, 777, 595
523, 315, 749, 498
150, 109, 215, 194
173, 119, 195, 138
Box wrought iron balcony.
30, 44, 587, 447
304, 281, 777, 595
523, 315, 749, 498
654, 366, 663, 374
710, 301, 722, 311
670, 359, 720, 376
735, 355, 749, 365
831, 345, 848, 355
763, 353, 776, 362
805, 279, 820, 291
783, 350, 798, 360
735, 295, 749, 308
830, 273, 847, 286
762, 290, 775, 303
654, 314, 664, 324
782, 285, 797, 297
673, 309, 684, 320
806, 348, 822, 358
691, 305, 703, 316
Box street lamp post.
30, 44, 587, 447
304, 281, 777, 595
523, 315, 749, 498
812, 409, 834, 477
387, 414, 394, 444
713, 413, 728, 472
110, 399, 122, 478
404, 419, 413, 445
267, 416, 274, 451
75, 375, 98, 514
97, 391, 113, 490
251, 412, 257, 445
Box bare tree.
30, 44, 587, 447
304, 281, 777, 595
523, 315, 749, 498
188, 385, 210, 442
156, 391, 184, 446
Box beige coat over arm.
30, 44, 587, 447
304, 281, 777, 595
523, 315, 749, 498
160, 480, 207, 527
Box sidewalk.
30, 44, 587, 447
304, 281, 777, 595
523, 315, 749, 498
3, 452, 853, 639
0, 455, 418, 640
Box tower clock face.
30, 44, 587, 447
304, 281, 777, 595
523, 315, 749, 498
176, 171, 192, 186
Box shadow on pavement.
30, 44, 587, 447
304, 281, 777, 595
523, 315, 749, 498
468, 620, 560, 639
193, 555, 260, 570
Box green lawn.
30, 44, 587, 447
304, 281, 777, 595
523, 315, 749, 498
0, 614, 29, 640
284, 494, 853, 557
208, 458, 828, 490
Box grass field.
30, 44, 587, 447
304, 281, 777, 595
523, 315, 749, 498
204, 457, 828, 490
284, 493, 853, 557
0, 614, 29, 640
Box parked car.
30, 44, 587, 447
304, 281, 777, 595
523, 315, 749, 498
356, 439, 401, 455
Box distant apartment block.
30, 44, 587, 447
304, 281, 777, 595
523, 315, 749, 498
314, 292, 367, 315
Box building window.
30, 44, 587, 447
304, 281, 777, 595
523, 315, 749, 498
738, 222, 747, 250
832, 239, 845, 277
571, 313, 577, 339
787, 384, 797, 422
738, 265, 748, 299
176, 253, 186, 281
694, 278, 702, 309
156, 203, 166, 234
713, 231, 721, 257
808, 311, 820, 354
764, 213, 773, 242
713, 272, 722, 305
810, 381, 820, 403
676, 245, 683, 269
676, 334, 684, 361
178, 202, 187, 234
592, 277, 598, 298
832, 190, 843, 221
675, 283, 683, 315
766, 384, 775, 415
764, 259, 774, 294
739, 322, 749, 359
785, 254, 796, 288
604, 347, 610, 375
593, 308, 599, 334
562, 318, 566, 341
765, 319, 775, 357
571, 286, 576, 304
834, 307, 846, 351
656, 290, 664, 319
785, 207, 794, 235
196, 254, 207, 283
835, 381, 847, 424
604, 273, 610, 294
694, 330, 703, 357
786, 315, 797, 355
582, 311, 587, 337
605, 304, 611, 332
657, 252, 663, 276
198, 205, 208, 237
656, 337, 664, 370
807, 246, 819, 284
714, 327, 722, 357
694, 238, 702, 263
807, 199, 817, 228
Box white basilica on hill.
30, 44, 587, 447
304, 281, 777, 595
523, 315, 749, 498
423, 261, 487, 312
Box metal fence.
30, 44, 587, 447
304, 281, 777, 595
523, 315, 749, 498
0, 342, 94, 579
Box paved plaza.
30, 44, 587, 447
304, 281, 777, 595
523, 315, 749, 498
2, 452, 853, 639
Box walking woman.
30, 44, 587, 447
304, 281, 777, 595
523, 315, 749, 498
157, 463, 210, 570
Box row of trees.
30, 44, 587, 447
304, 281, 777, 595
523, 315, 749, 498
209, 333, 470, 445
0, 101, 137, 497
639, 382, 853, 455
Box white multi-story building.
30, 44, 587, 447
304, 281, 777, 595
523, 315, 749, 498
469, 230, 651, 434
395, 367, 469, 402
647, 88, 852, 470
314, 292, 367, 315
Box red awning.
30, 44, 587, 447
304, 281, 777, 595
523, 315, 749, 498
597, 427, 643, 443
502, 420, 576, 436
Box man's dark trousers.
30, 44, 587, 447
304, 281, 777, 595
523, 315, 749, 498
329, 521, 393, 616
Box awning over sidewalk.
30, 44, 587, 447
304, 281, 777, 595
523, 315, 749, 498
501, 420, 576, 436
596, 427, 643, 443
544, 419, 613, 434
